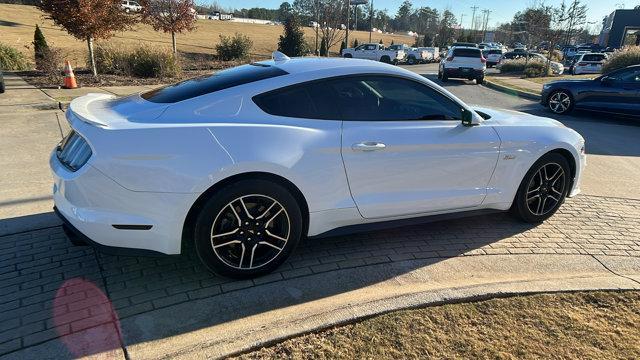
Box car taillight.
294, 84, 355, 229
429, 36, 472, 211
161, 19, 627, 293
578, 62, 587, 66
446, 56, 454, 61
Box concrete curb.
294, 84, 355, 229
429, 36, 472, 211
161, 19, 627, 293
484, 78, 542, 101
65, 254, 636, 360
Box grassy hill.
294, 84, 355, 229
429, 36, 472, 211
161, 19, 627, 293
0, 4, 414, 69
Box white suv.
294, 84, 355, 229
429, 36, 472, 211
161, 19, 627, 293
572, 53, 607, 75
483, 48, 504, 67
121, 0, 142, 12
438, 47, 487, 84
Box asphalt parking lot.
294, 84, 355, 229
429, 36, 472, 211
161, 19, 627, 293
1, 67, 640, 358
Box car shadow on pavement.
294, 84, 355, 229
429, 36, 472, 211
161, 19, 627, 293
513, 103, 640, 157
0, 209, 542, 357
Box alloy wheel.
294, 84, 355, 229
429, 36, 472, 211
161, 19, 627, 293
210, 194, 290, 270
548, 91, 571, 114
525, 162, 566, 216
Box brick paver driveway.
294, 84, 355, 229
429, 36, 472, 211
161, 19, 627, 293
1, 195, 640, 356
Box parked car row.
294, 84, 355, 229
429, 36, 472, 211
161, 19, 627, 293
341, 43, 440, 65
495, 51, 565, 75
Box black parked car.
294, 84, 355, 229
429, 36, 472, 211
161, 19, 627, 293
541, 65, 640, 116
0, 70, 5, 94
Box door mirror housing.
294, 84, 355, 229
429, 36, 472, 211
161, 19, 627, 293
461, 108, 480, 126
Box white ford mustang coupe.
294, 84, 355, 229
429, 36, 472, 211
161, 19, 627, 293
51, 54, 585, 278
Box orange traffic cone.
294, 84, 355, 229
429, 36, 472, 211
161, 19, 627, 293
63, 61, 78, 89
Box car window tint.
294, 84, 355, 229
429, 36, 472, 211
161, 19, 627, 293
582, 54, 605, 62
453, 48, 481, 57
619, 68, 640, 82
327, 76, 462, 121
141, 64, 288, 103
253, 82, 340, 120
487, 50, 502, 55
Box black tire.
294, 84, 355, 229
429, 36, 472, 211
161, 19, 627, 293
380, 55, 391, 63
437, 70, 442, 80
476, 76, 484, 85
343, 53, 352, 58
547, 90, 574, 115
194, 179, 303, 278
441, 72, 448, 82
511, 153, 571, 223
407, 56, 416, 65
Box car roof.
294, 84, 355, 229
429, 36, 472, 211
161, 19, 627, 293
256, 57, 406, 76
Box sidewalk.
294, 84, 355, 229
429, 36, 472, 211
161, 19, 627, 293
0, 71, 162, 112
41, 85, 161, 104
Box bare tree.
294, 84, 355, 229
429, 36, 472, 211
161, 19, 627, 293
294, 0, 345, 56
317, 0, 346, 55
140, 0, 197, 54
38, 0, 136, 77
561, 0, 588, 45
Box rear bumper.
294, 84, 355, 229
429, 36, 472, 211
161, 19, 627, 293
50, 151, 196, 255
443, 67, 485, 78
573, 66, 602, 74
55, 207, 166, 257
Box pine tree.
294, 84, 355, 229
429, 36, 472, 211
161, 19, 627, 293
320, 37, 328, 56
33, 24, 49, 70
277, 15, 308, 57
352, 38, 359, 48
339, 41, 346, 55
379, 39, 384, 45
423, 35, 432, 47
391, 39, 395, 46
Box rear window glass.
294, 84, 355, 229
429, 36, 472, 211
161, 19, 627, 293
486, 50, 502, 55
253, 82, 341, 120
141, 64, 288, 103
453, 48, 481, 57
582, 54, 605, 62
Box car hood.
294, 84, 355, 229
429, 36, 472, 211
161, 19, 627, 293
473, 106, 566, 128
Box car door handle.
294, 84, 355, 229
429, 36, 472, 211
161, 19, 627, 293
352, 142, 386, 151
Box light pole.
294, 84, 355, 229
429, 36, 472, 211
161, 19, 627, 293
369, 0, 373, 43
345, 0, 351, 48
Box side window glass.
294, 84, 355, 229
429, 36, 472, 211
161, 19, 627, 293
253, 82, 340, 120
253, 86, 316, 119
327, 76, 462, 121
620, 69, 640, 82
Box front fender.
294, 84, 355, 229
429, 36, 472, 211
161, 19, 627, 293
484, 125, 584, 207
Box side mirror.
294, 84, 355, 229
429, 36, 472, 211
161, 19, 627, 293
461, 108, 479, 126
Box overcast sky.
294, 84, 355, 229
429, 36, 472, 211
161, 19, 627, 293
206, 0, 640, 30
